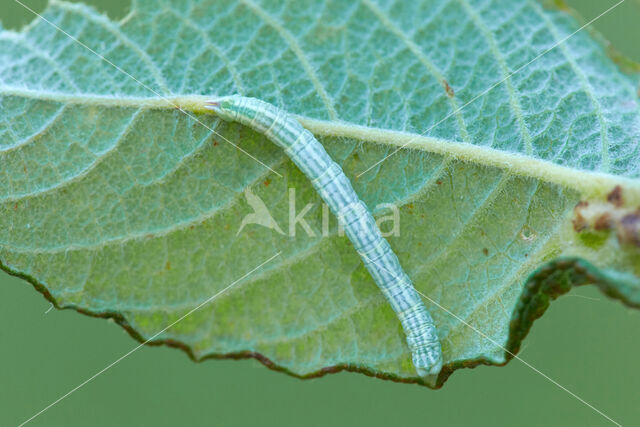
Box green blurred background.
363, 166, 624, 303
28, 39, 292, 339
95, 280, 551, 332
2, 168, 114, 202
1, 0, 639, 425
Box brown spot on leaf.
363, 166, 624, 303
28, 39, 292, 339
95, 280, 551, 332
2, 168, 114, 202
482, 248, 489, 256
407, 203, 414, 209
573, 195, 640, 247
264, 179, 271, 187
442, 80, 454, 97
23, 165, 27, 173
165, 261, 171, 270
618, 213, 640, 247
14, 203, 18, 211
594, 213, 612, 231
436, 180, 442, 185
213, 140, 219, 147
607, 185, 623, 208
572, 201, 589, 231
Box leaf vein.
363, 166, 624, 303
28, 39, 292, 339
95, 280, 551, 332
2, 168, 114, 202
238, 0, 338, 119
53, 0, 172, 95
458, 0, 533, 154
362, 0, 471, 143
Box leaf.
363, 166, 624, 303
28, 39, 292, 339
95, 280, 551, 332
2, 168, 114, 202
1, 0, 639, 388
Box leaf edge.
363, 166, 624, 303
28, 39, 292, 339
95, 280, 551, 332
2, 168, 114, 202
2, 254, 638, 388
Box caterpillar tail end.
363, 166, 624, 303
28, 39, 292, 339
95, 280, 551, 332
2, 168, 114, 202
413, 344, 443, 378
415, 359, 443, 378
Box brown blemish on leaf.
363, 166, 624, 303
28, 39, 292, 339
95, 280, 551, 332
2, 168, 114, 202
594, 213, 612, 231
13, 203, 18, 211
264, 179, 271, 187
607, 185, 623, 208
442, 80, 454, 97
573, 192, 640, 247
572, 201, 589, 231
618, 213, 640, 246
482, 248, 489, 256
165, 261, 171, 271
436, 180, 442, 185
213, 140, 219, 147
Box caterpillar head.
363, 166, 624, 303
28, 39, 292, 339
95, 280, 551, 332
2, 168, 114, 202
205, 96, 241, 121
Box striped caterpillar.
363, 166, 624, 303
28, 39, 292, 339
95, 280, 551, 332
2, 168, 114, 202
206, 96, 443, 377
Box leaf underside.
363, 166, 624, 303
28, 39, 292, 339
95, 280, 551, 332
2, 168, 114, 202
0, 0, 639, 387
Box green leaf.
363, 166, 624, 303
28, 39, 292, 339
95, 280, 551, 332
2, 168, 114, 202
1, 0, 639, 387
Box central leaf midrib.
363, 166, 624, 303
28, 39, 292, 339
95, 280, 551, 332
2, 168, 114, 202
2, 88, 638, 203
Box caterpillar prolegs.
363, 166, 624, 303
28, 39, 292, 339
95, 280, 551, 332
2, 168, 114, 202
206, 95, 443, 377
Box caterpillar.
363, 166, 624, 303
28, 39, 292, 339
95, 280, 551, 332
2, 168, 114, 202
205, 95, 443, 377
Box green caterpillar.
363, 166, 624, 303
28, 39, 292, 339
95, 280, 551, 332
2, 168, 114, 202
206, 96, 443, 376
